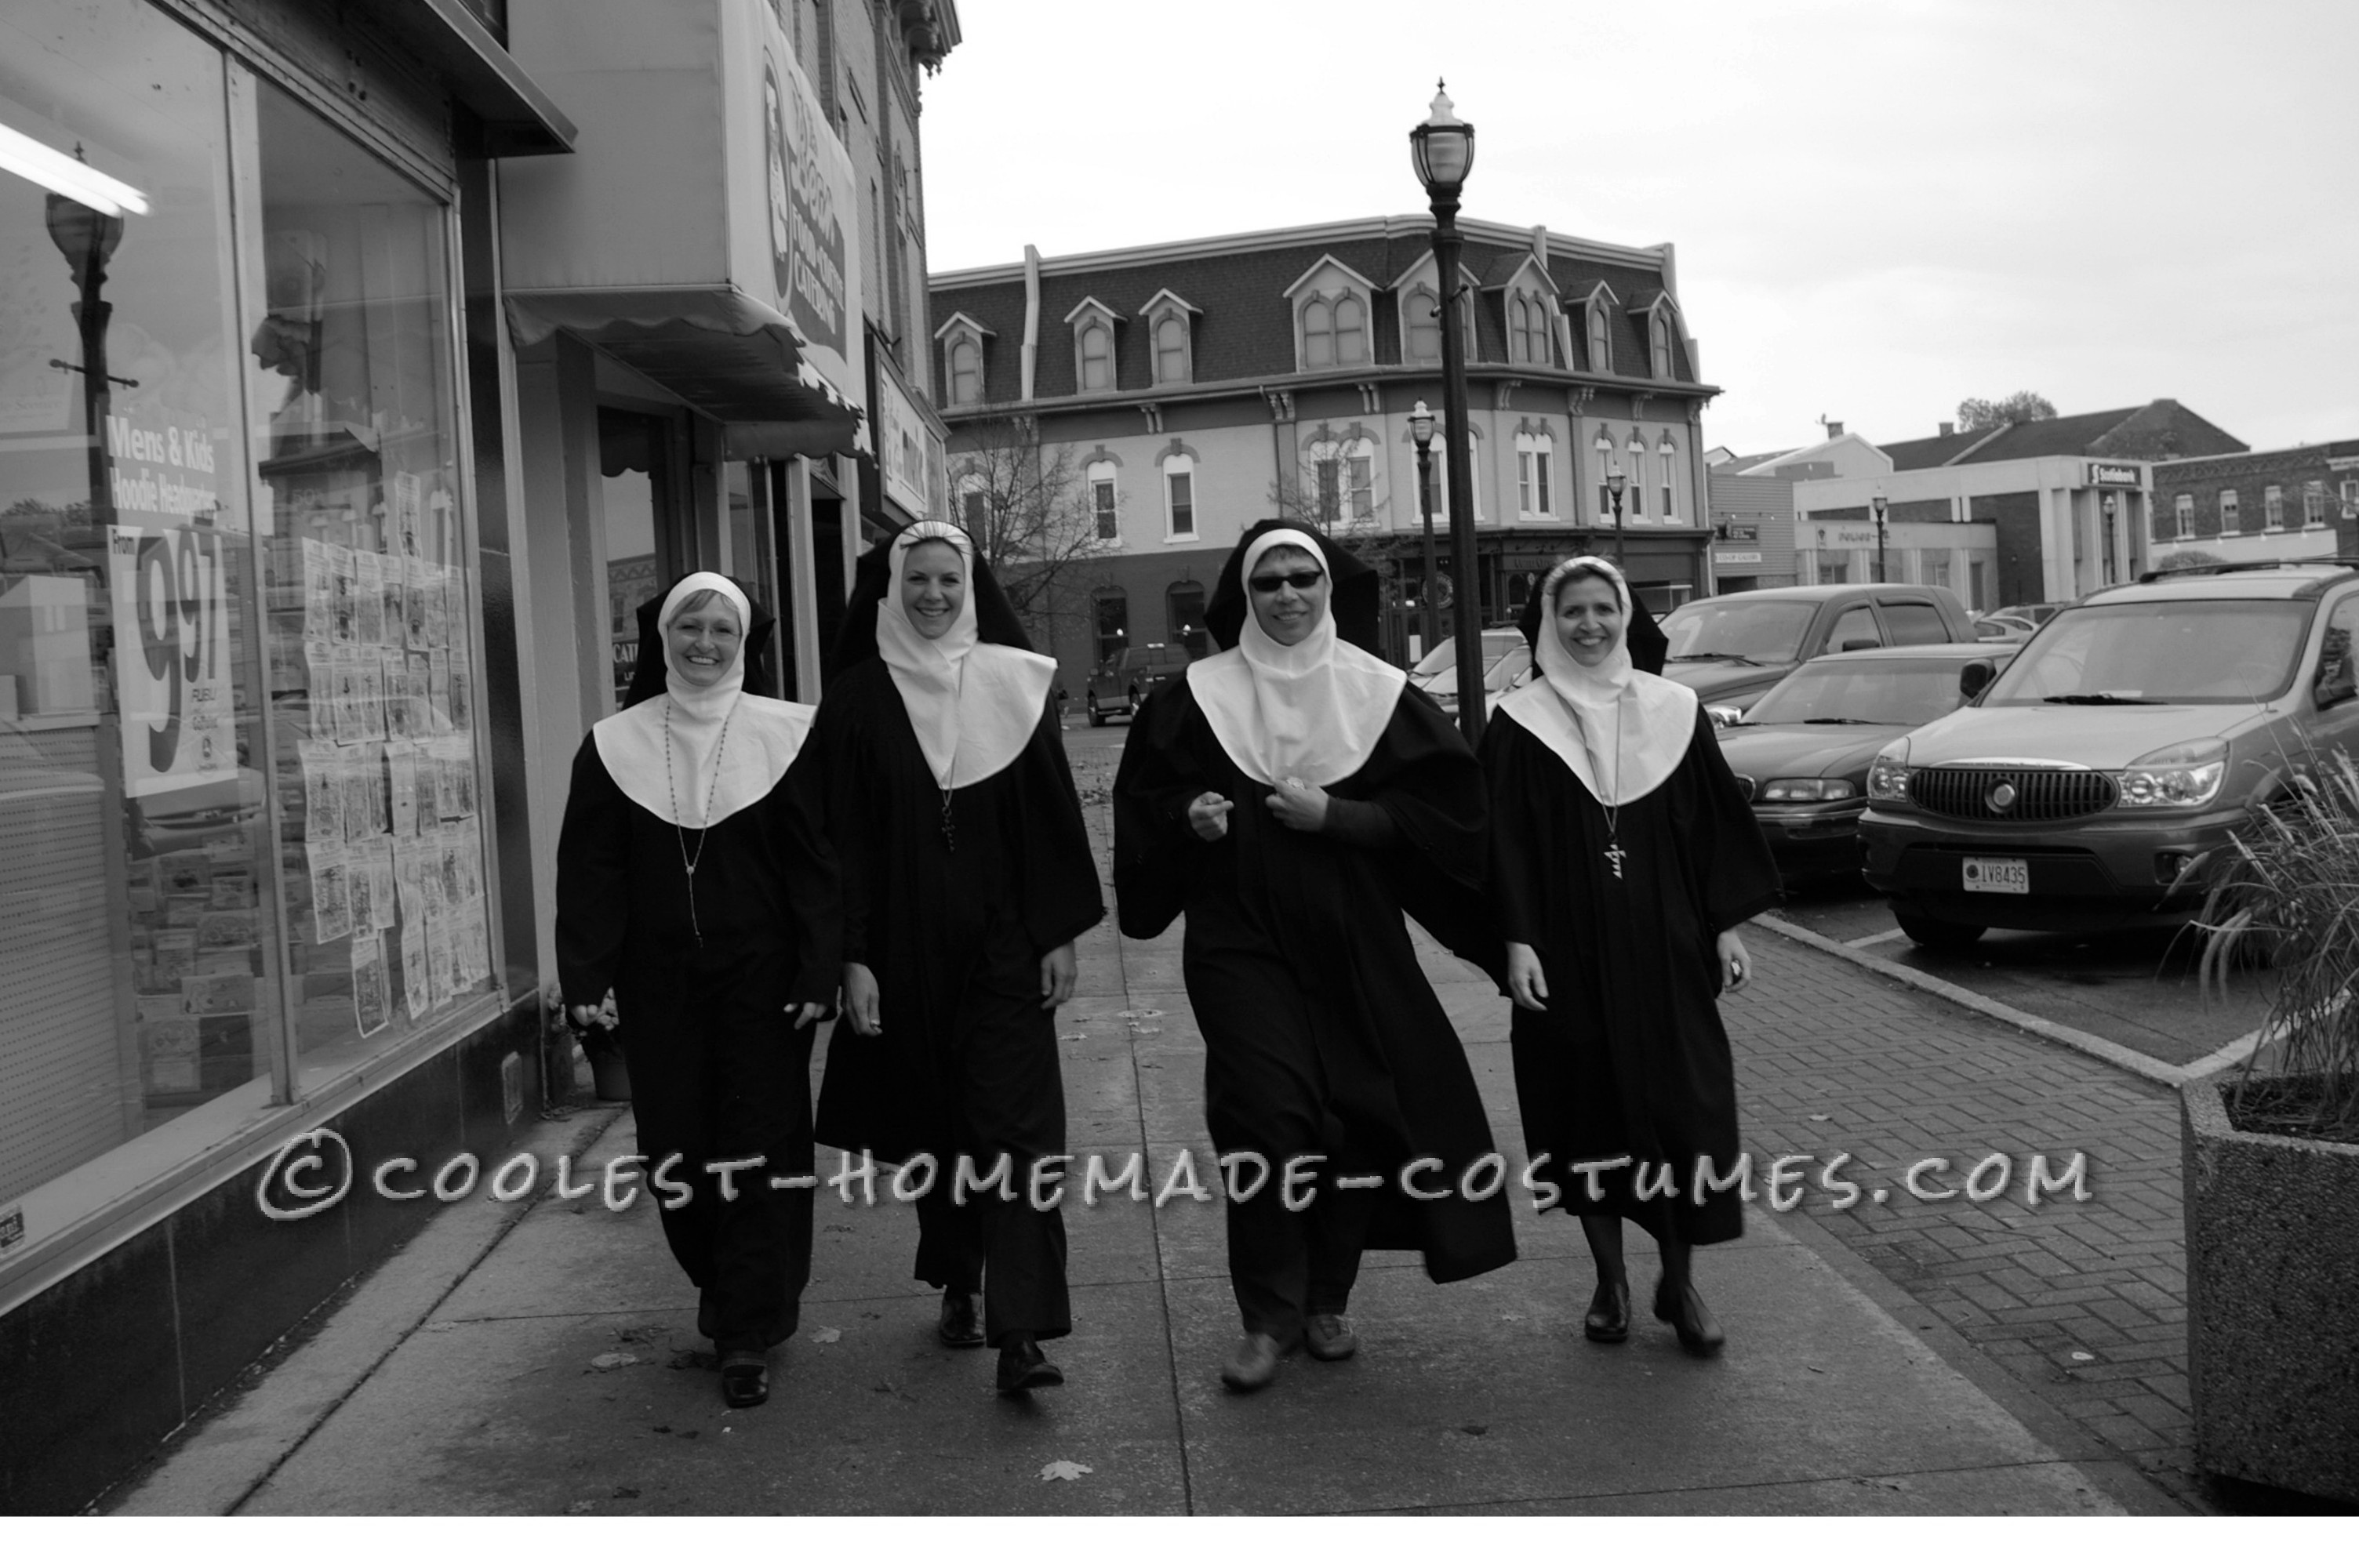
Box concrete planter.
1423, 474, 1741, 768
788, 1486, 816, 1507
2181, 1073, 2359, 1503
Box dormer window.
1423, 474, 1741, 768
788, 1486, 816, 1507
1284, 255, 1377, 373
1139, 289, 1200, 388
1509, 291, 1552, 365
1303, 294, 1366, 368
1406, 286, 1442, 363
1649, 307, 1674, 379
933, 311, 994, 408
1587, 300, 1612, 375
1063, 296, 1124, 394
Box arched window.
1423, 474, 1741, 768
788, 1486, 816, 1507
1510, 292, 1551, 365
1649, 308, 1674, 379
1092, 588, 1129, 668
1154, 315, 1188, 384
1406, 287, 1441, 363
956, 473, 989, 536
1627, 438, 1650, 520
1166, 580, 1209, 657
1334, 296, 1365, 363
1346, 438, 1376, 523
1087, 459, 1119, 540
1588, 302, 1612, 375
1303, 294, 1369, 368
1163, 453, 1197, 539
947, 335, 982, 405
1656, 435, 1678, 519
1303, 298, 1336, 368
1516, 431, 1555, 519
1078, 321, 1112, 390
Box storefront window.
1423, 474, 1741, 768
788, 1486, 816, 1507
242, 78, 496, 1069
0, 2, 273, 1210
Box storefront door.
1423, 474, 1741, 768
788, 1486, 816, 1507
596, 408, 684, 711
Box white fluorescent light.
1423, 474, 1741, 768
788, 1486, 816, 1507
0, 123, 149, 216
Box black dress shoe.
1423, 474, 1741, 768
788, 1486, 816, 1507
1583, 1279, 1630, 1343
937, 1288, 985, 1348
995, 1334, 1063, 1396
1653, 1277, 1726, 1356
718, 1349, 770, 1408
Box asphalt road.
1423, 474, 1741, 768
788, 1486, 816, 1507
1058, 715, 2271, 1073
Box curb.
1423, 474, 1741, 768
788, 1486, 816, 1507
1746, 912, 2259, 1091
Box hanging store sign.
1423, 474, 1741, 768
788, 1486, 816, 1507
876, 370, 936, 518
2088, 463, 2140, 488
109, 523, 238, 800
754, 7, 860, 401
1714, 550, 1763, 565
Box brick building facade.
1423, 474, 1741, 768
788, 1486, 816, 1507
2147, 439, 2359, 564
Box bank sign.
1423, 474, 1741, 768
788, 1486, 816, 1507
752, 9, 860, 401
2088, 463, 2141, 488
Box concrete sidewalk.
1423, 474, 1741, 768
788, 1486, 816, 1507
108, 760, 2183, 1516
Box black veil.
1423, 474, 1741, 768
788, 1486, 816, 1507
1203, 518, 1383, 653
827, 523, 1038, 682
623, 573, 778, 706
1514, 557, 1670, 677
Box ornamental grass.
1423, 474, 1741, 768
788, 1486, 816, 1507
2197, 750, 2359, 1143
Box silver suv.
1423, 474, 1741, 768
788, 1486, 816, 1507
1859, 560, 2359, 946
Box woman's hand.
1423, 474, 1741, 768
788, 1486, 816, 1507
567, 1003, 600, 1029
1265, 777, 1329, 832
1717, 929, 1754, 995
1187, 791, 1234, 841
1506, 941, 1550, 1011
841, 962, 881, 1036
1038, 942, 1077, 1010
784, 1001, 829, 1029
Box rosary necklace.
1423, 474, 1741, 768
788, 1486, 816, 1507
664, 696, 735, 943
1594, 699, 1627, 880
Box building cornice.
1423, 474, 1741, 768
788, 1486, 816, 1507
932, 215, 1671, 290
939, 362, 1720, 423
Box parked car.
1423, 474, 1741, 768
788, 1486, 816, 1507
1408, 628, 1530, 717
1859, 560, 2359, 947
1992, 602, 2066, 628
1973, 614, 2037, 643
1656, 584, 1982, 724
1717, 642, 2016, 883
1084, 643, 1192, 726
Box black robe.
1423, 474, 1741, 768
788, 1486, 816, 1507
1481, 706, 1779, 1245
810, 659, 1104, 1165
1113, 677, 1517, 1286
554, 733, 839, 1348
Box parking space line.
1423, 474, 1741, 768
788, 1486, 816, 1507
1844, 927, 1906, 949
1749, 911, 2201, 1089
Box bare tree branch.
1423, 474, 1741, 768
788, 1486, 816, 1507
945, 414, 1112, 654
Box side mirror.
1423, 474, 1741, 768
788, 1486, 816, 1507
2317, 670, 2357, 710
1959, 660, 1994, 702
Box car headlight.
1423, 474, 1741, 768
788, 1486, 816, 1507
1760, 777, 1859, 803
1706, 704, 1744, 729
1866, 739, 1912, 803
2115, 739, 2228, 809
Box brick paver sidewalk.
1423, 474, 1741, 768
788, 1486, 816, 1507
1725, 926, 2196, 1501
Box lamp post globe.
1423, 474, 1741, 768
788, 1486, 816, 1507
1870, 483, 1889, 584
1411, 82, 1485, 744
1606, 460, 1627, 564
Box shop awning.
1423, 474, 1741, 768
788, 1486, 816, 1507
497, 1, 867, 459
504, 286, 864, 457
351, 0, 576, 156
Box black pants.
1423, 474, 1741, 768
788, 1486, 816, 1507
1189, 943, 1379, 1344
909, 923, 1071, 1349
617, 948, 814, 1353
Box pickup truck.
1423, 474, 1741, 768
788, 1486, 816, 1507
1656, 583, 1980, 723
1085, 643, 1192, 726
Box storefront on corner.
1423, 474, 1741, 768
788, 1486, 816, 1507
0, 0, 572, 1512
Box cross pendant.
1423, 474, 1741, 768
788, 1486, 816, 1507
1603, 843, 1627, 880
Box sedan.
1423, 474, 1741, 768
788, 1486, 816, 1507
1715, 642, 2014, 883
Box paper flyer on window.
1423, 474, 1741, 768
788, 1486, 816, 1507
107, 524, 239, 800
352, 932, 392, 1039
307, 840, 352, 944
399, 917, 429, 1021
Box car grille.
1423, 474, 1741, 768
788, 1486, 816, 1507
1732, 774, 1756, 803
1907, 765, 2117, 822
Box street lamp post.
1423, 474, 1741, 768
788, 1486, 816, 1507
45, 193, 129, 532
2101, 489, 2121, 583
1870, 484, 1889, 584
1606, 460, 1627, 563
1411, 82, 1484, 745
1408, 399, 1439, 656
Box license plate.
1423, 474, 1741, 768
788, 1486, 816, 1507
1962, 857, 2029, 895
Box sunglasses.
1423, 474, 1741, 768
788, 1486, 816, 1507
1248, 569, 1325, 593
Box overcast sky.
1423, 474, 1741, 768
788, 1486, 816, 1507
921, 0, 2357, 459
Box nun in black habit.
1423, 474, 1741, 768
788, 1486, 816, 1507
1482, 555, 1779, 1356
1112, 520, 1516, 1393
812, 520, 1103, 1398
555, 572, 841, 1410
